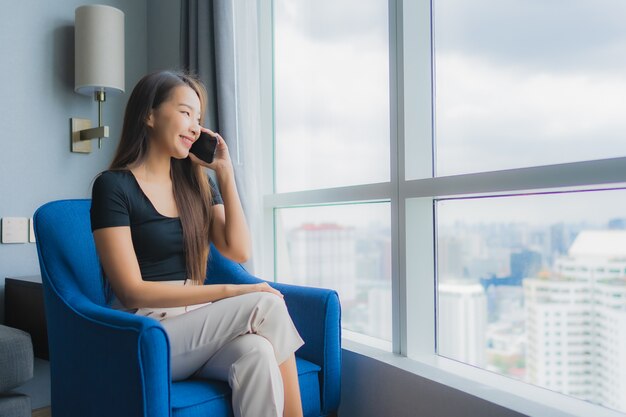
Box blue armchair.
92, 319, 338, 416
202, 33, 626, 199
34, 199, 341, 417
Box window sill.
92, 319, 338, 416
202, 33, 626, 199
342, 338, 625, 417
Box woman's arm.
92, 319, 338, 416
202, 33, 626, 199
93, 226, 277, 309
189, 129, 252, 263
209, 165, 251, 263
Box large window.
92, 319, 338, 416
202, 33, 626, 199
262, 0, 626, 415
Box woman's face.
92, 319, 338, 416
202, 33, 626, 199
147, 85, 202, 159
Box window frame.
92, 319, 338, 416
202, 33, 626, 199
258, 1, 626, 416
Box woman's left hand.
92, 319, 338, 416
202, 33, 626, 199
188, 127, 232, 172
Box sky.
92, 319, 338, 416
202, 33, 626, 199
436, 186, 626, 227
274, 0, 390, 193
434, 0, 626, 176
276, 201, 390, 232
273, 0, 626, 226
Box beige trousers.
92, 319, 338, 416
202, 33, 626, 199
115, 283, 304, 417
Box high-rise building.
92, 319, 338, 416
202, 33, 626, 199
595, 278, 626, 412
524, 230, 626, 411
438, 236, 465, 280
438, 282, 487, 367
368, 287, 392, 341
523, 277, 594, 400
510, 249, 542, 281
608, 218, 626, 230
288, 223, 357, 302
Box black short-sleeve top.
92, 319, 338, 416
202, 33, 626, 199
90, 170, 223, 282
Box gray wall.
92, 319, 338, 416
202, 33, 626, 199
340, 349, 528, 417
0, 0, 148, 322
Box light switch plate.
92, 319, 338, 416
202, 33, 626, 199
1, 217, 29, 243
29, 217, 36, 243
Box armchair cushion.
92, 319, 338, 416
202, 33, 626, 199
171, 380, 231, 417
294, 358, 322, 417
170, 358, 320, 417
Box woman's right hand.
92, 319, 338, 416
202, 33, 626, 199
244, 282, 284, 298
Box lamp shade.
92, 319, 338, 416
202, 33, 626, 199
75, 5, 125, 96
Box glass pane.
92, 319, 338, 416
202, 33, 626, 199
436, 189, 626, 413
274, 0, 390, 192
434, 0, 626, 176
276, 203, 392, 344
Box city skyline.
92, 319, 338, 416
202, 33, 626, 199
275, 195, 626, 413
437, 219, 626, 413
276, 206, 392, 342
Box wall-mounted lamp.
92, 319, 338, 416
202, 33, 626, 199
71, 4, 125, 153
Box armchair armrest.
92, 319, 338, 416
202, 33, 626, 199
272, 281, 341, 415
44, 285, 170, 417
206, 246, 341, 415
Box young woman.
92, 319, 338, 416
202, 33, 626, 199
90, 70, 304, 417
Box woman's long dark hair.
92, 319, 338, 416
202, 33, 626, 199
109, 70, 213, 285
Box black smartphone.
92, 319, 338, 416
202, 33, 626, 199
190, 131, 218, 164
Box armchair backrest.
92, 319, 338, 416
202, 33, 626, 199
34, 199, 246, 305
34, 199, 107, 306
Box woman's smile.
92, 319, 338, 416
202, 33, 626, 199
180, 134, 195, 149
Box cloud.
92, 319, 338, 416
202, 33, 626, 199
274, 6, 390, 192
277, 201, 390, 230
435, 53, 626, 175
434, 0, 626, 75
275, 0, 387, 43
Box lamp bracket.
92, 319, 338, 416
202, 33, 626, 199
80, 126, 109, 141
70, 118, 110, 153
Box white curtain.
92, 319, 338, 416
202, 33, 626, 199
181, 0, 265, 275
228, 0, 264, 275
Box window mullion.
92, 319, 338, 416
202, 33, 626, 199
401, 0, 437, 357
389, 0, 403, 355
263, 182, 393, 208
259, 0, 275, 280
403, 157, 626, 200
